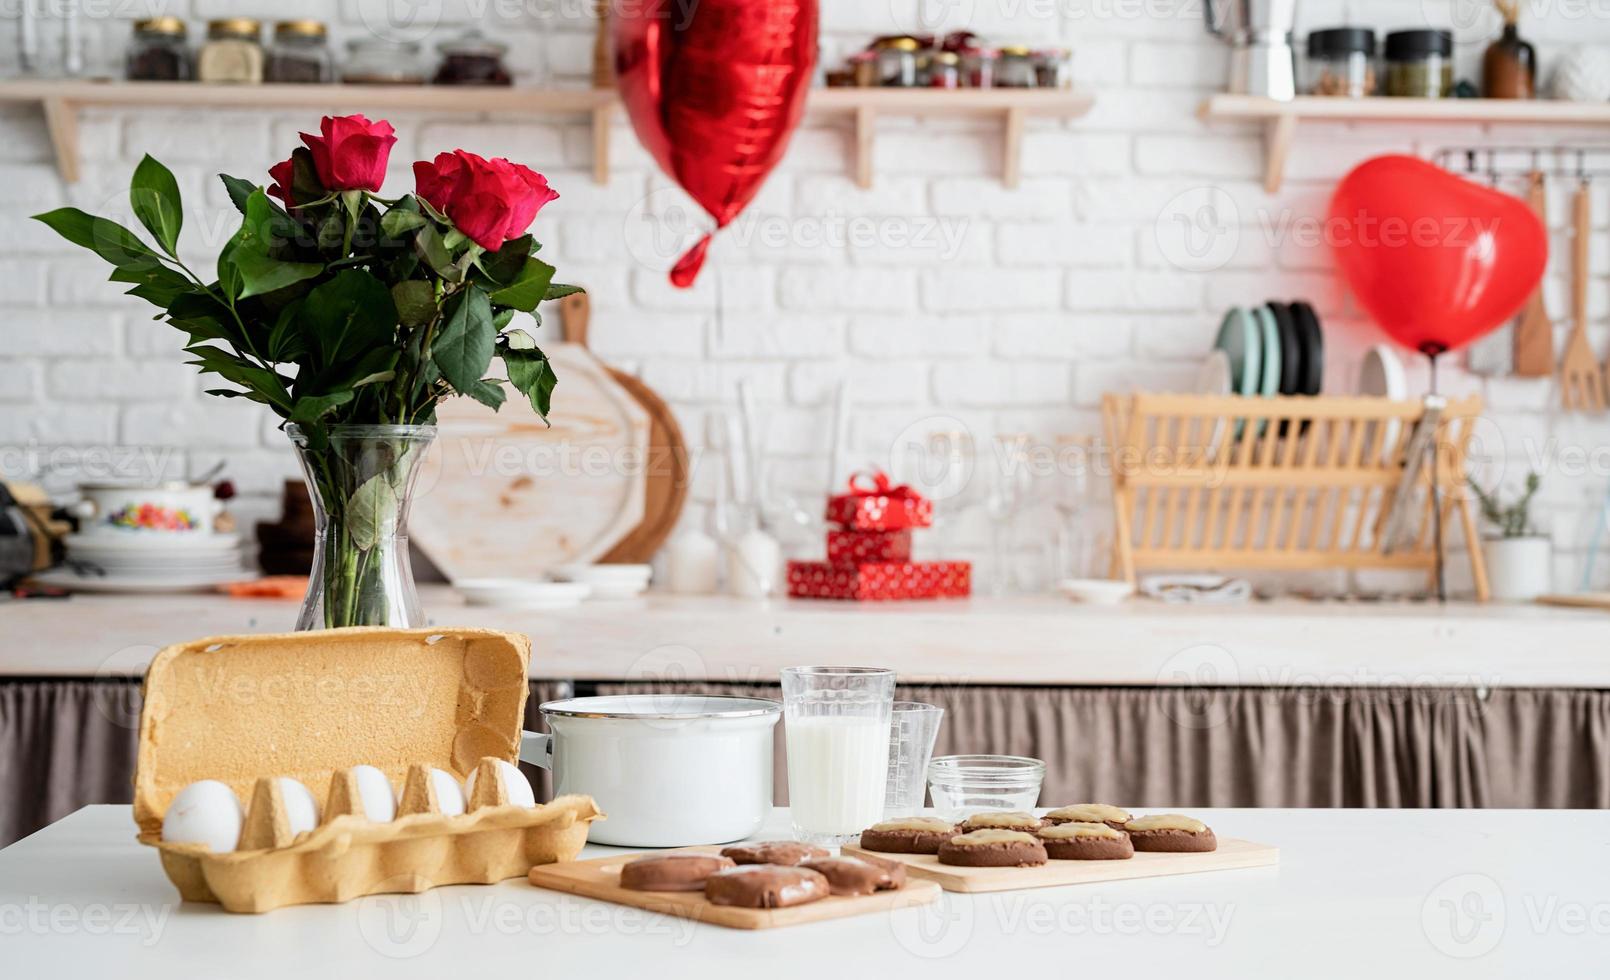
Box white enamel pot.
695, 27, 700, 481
520, 694, 781, 847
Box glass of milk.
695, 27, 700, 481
780, 666, 895, 845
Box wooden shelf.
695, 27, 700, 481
0, 80, 1094, 189
1200, 94, 1610, 192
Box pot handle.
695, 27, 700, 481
519, 730, 554, 770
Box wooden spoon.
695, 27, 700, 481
1512, 171, 1554, 377
1561, 180, 1605, 410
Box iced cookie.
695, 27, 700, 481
858, 817, 957, 855
1042, 803, 1131, 830
937, 829, 1048, 867
619, 853, 736, 891
705, 865, 830, 908
1037, 822, 1135, 860
958, 811, 1044, 832
1124, 814, 1217, 853
720, 841, 831, 866
802, 855, 906, 895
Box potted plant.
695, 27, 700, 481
1468, 470, 1551, 601
34, 114, 578, 629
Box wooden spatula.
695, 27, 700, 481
1513, 171, 1555, 377
1561, 181, 1605, 410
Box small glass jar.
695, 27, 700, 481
432, 30, 512, 86
848, 50, 878, 87
197, 18, 263, 84
1383, 29, 1453, 97
960, 46, 997, 88
125, 17, 191, 81
1033, 47, 1073, 89
343, 38, 427, 85
927, 50, 961, 89
996, 45, 1038, 88
265, 20, 332, 84
927, 755, 1046, 820
874, 36, 920, 87
1305, 27, 1376, 97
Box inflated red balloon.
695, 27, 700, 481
1328, 154, 1547, 355
614, 0, 817, 287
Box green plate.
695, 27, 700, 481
1213, 307, 1261, 397
1250, 304, 1281, 397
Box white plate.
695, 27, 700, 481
71, 556, 247, 574
1357, 343, 1407, 462
32, 567, 259, 594
65, 532, 242, 554
582, 583, 648, 601
1057, 578, 1134, 605
551, 563, 653, 583
457, 579, 592, 608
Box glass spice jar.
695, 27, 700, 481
432, 31, 512, 86
873, 36, 920, 87
1383, 29, 1453, 97
996, 45, 1038, 88
125, 17, 191, 81
265, 20, 333, 84
1033, 48, 1073, 89
197, 18, 264, 84
848, 50, 878, 87
928, 50, 961, 88
960, 46, 996, 88
1304, 27, 1376, 97
343, 38, 427, 85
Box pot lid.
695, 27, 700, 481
540, 694, 781, 721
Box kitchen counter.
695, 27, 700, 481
3, 586, 1606, 687
2, 804, 1603, 975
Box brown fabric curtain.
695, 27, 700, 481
3, 678, 1608, 846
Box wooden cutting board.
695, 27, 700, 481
842, 838, 1278, 894
411, 344, 649, 582
1536, 593, 1610, 610
527, 847, 942, 930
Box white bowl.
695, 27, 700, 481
457, 579, 592, 609
551, 563, 652, 583
1057, 578, 1134, 605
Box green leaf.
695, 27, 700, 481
303, 269, 398, 370
220, 174, 256, 214
499, 330, 556, 421
543, 282, 584, 302
130, 155, 183, 256
224, 189, 323, 300
267, 300, 307, 362
432, 285, 496, 395
381, 209, 427, 239
414, 224, 460, 282
477, 234, 533, 284
184, 346, 293, 412
462, 378, 506, 410
486, 257, 555, 312
113, 262, 192, 307
346, 474, 397, 551
288, 389, 356, 425
391, 280, 437, 328
33, 207, 167, 273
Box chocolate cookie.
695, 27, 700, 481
720, 841, 830, 866
958, 811, 1044, 832
705, 865, 830, 909
802, 855, 907, 895
1042, 803, 1131, 830
619, 853, 736, 891
1037, 822, 1134, 861
858, 817, 957, 855
937, 829, 1048, 868
1124, 814, 1217, 853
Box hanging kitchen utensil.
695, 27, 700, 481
1560, 180, 1605, 410
559, 293, 690, 564
1513, 170, 1555, 377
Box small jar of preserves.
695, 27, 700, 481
126, 17, 191, 81
927, 50, 961, 89
960, 46, 996, 88
848, 50, 878, 87
1304, 27, 1376, 97
996, 45, 1038, 88
265, 20, 333, 84
873, 36, 920, 87
1383, 29, 1453, 97
343, 38, 427, 85
197, 18, 264, 84
432, 31, 512, 86
1032, 48, 1072, 88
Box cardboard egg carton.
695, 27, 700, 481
134, 628, 603, 914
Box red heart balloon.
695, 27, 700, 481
614, 0, 818, 287
1328, 155, 1547, 355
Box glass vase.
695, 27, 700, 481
287, 423, 436, 630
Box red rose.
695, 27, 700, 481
299, 114, 396, 193
267, 156, 296, 208
413, 150, 559, 251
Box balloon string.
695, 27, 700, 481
1429, 351, 1446, 604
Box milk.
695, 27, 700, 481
785, 714, 891, 838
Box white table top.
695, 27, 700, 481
1, 805, 1604, 975
3, 587, 1608, 687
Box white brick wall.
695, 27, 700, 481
3, 1, 1609, 596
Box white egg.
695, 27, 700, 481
428, 768, 466, 816
463, 759, 535, 808
162, 780, 244, 852
277, 777, 320, 835
350, 765, 397, 822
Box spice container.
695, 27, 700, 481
849, 50, 878, 87
432, 31, 512, 86
1483, 10, 1536, 98
197, 18, 264, 84
927, 50, 961, 88
874, 36, 920, 87
927, 755, 1045, 819
1304, 27, 1376, 97
1033, 47, 1073, 89
960, 46, 996, 88
343, 38, 427, 84
996, 45, 1038, 88
265, 20, 332, 84
126, 17, 191, 81
1383, 29, 1453, 97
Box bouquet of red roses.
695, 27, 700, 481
34, 113, 576, 444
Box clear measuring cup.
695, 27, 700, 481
884, 701, 944, 818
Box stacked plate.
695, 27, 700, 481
1212, 299, 1325, 399
36, 532, 255, 593
551, 564, 653, 600
457, 580, 593, 610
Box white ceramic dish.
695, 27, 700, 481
32, 568, 258, 593
1057, 578, 1134, 605
521, 694, 781, 847
71, 483, 224, 535
456, 579, 591, 608
1357, 343, 1407, 462
551, 563, 652, 582
64, 532, 241, 554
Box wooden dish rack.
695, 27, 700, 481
1100, 394, 1490, 600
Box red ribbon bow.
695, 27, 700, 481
844, 470, 917, 500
